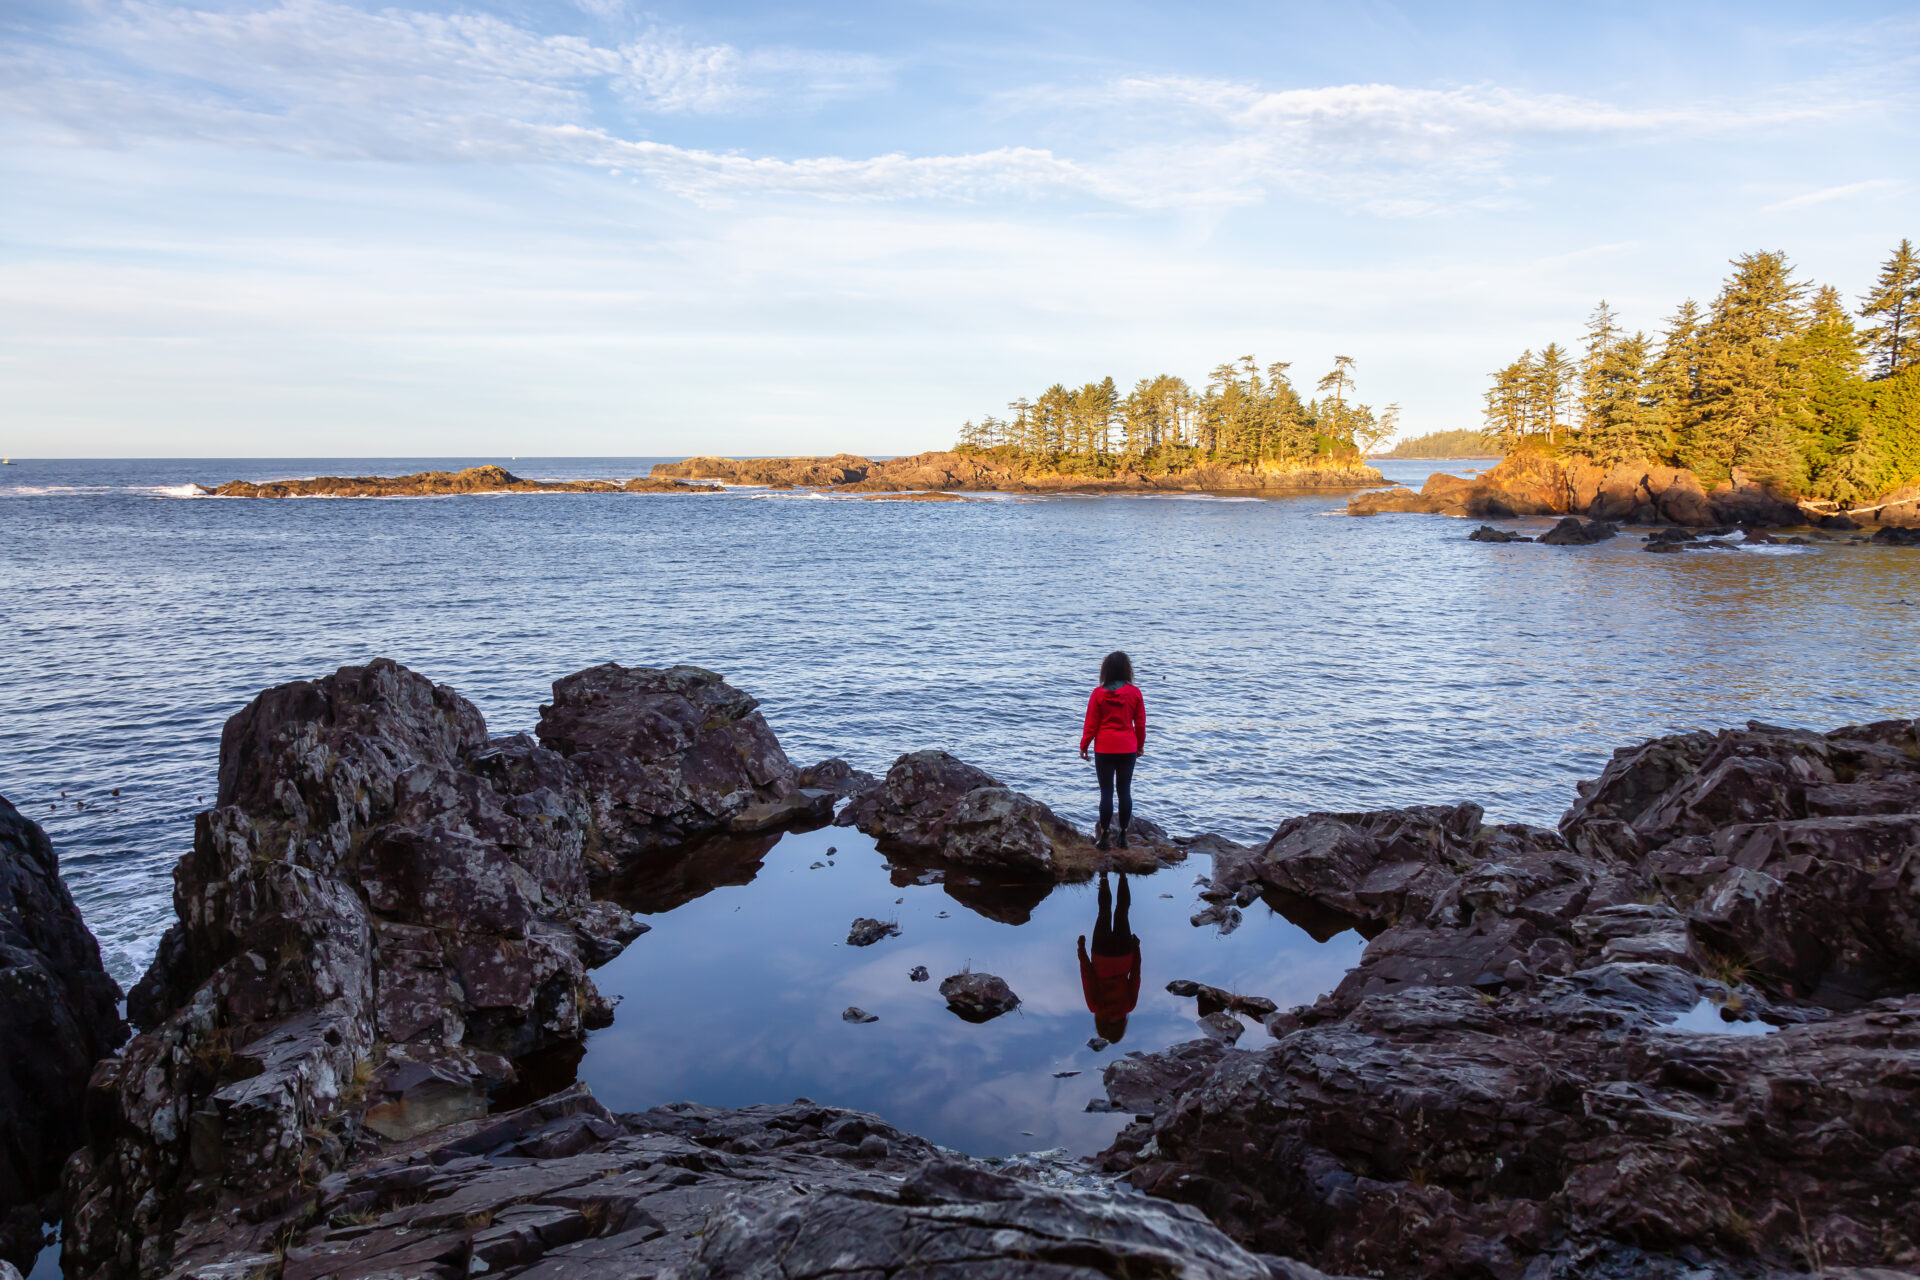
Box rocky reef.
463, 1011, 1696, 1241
1349, 453, 1808, 528
1096, 718, 1920, 1278
208, 465, 717, 498
0, 797, 125, 1272
25, 654, 1920, 1280
651, 450, 1385, 494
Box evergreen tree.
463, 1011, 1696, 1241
1531, 343, 1573, 440
1859, 239, 1920, 380
1577, 301, 1622, 439
1649, 299, 1702, 455
1686, 251, 1807, 484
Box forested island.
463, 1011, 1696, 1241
952, 354, 1396, 475
1480, 240, 1918, 502
1375, 428, 1498, 459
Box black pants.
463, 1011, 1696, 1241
1093, 870, 1132, 953
1095, 751, 1136, 834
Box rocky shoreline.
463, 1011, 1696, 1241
5, 662, 1918, 1279
650, 450, 1385, 493
1349, 451, 1920, 532
205, 466, 717, 498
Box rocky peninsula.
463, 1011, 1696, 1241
1347, 452, 1824, 528
6, 659, 1918, 1279
208, 466, 717, 498
650, 450, 1385, 494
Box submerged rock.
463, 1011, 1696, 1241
841, 1006, 878, 1024
1467, 525, 1531, 542
908, 965, 930, 982
846, 917, 900, 947
940, 972, 1021, 1022
0, 797, 125, 1272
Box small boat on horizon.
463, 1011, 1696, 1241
1, 458, 13, 465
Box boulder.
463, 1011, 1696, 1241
794, 757, 880, 799
939, 972, 1021, 1022
729, 788, 834, 833
1536, 517, 1618, 546
0, 797, 125, 1272
65, 661, 642, 1280
1872, 525, 1920, 546
536, 664, 797, 870
836, 751, 1087, 881
1467, 525, 1530, 543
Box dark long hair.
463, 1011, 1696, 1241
1099, 651, 1134, 687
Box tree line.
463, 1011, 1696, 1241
1378, 428, 1498, 459
955, 357, 1397, 470
1483, 240, 1920, 500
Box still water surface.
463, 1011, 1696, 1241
2, 455, 1916, 1162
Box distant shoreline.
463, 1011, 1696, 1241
200, 452, 1391, 498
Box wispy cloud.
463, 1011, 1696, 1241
1761, 178, 1905, 213
0, 0, 1881, 215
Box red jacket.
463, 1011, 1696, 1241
1081, 684, 1145, 754
1079, 939, 1142, 1020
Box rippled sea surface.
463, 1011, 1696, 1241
5, 456, 1919, 988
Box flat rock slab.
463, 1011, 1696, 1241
152, 1087, 1337, 1280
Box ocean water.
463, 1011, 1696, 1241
3, 454, 1918, 1164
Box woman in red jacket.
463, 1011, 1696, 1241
1079, 650, 1145, 851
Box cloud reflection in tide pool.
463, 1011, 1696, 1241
570, 823, 1364, 1157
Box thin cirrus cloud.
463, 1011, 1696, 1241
1, 0, 1867, 217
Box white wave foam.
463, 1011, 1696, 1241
149, 484, 213, 498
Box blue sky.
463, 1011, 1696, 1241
2, 0, 1916, 457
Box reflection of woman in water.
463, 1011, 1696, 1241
1078, 871, 1141, 1043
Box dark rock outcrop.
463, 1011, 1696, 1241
839, 750, 1181, 880
1467, 525, 1530, 543
212, 465, 717, 498
0, 797, 125, 1272
536, 663, 798, 873
1536, 516, 1617, 545
131, 1084, 1332, 1280
940, 971, 1021, 1022
1102, 716, 1920, 1278
66, 661, 648, 1280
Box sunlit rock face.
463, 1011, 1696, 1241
0, 796, 125, 1274
1103, 717, 1920, 1279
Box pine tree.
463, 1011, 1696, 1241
1687, 251, 1807, 484
1649, 300, 1702, 458
1859, 239, 1920, 380
1577, 301, 1622, 439
1532, 344, 1573, 441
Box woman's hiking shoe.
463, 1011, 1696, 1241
1116, 830, 1129, 850
1094, 825, 1111, 851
